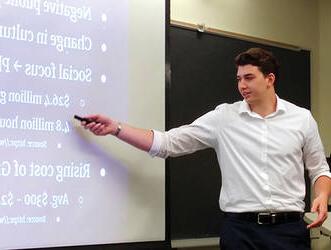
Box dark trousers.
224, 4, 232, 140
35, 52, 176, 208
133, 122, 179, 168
219, 215, 311, 250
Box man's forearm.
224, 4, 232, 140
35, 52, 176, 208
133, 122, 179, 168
314, 175, 331, 198
115, 122, 154, 152
81, 114, 155, 152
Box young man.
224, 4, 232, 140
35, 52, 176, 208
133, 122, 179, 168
81, 48, 331, 250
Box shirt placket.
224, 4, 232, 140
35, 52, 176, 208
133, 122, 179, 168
261, 119, 272, 209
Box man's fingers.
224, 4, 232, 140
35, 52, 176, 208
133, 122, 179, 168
93, 124, 106, 135
81, 115, 113, 136
307, 215, 322, 229
307, 211, 327, 229
85, 114, 100, 120
84, 121, 96, 129
90, 123, 103, 133
307, 220, 319, 229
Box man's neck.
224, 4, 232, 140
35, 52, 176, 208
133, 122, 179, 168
249, 94, 277, 118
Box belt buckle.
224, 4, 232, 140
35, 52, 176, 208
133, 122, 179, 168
257, 212, 276, 224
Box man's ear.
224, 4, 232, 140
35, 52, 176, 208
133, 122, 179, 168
266, 73, 276, 88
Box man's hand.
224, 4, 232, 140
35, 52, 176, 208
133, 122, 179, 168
307, 193, 329, 229
82, 114, 118, 136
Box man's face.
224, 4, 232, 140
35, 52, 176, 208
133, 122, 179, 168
236, 64, 274, 104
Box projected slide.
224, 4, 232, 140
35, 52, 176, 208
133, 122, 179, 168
0, 0, 165, 249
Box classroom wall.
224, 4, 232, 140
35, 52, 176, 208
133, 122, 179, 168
316, 5, 331, 248
171, 0, 331, 154
317, 0, 331, 155
170, 0, 330, 249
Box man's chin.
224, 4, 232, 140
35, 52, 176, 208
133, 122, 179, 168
244, 96, 253, 103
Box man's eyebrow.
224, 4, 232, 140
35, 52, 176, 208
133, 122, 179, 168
236, 73, 255, 78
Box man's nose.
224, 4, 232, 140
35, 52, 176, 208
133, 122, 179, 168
238, 80, 247, 89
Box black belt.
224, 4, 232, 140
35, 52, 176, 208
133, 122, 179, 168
224, 212, 303, 225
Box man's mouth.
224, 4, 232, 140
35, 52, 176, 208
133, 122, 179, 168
242, 92, 251, 98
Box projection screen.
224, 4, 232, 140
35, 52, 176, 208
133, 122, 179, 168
0, 0, 165, 248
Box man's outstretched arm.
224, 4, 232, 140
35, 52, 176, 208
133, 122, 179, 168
81, 114, 154, 152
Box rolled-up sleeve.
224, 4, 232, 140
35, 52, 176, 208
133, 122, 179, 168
148, 110, 219, 158
303, 112, 331, 185
148, 130, 164, 157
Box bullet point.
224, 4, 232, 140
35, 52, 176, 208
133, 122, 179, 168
101, 43, 107, 52
101, 13, 107, 22
101, 75, 107, 83
78, 196, 84, 204
100, 168, 106, 177
80, 99, 86, 108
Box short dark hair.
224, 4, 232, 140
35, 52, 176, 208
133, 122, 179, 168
235, 48, 280, 83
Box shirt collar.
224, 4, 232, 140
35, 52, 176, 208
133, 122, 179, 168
239, 95, 287, 118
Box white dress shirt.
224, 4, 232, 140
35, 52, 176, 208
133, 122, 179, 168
149, 96, 331, 212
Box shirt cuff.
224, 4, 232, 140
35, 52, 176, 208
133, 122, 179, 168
311, 171, 331, 186
148, 130, 163, 157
